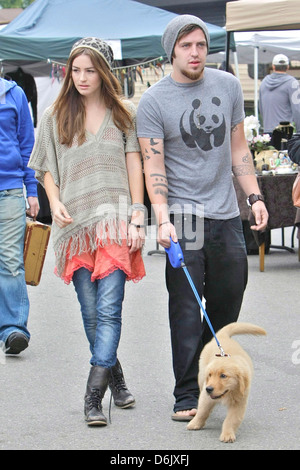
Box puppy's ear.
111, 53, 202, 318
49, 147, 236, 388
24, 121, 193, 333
238, 373, 250, 395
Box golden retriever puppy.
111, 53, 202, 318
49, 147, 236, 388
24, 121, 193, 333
187, 322, 266, 443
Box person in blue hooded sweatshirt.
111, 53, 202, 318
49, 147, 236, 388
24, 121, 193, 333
0, 77, 39, 355
259, 54, 300, 133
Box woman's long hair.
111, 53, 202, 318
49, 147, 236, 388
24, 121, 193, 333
52, 48, 132, 146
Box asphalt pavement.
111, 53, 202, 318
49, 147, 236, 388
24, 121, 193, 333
0, 226, 299, 452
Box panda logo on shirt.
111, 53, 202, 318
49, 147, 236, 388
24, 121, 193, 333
179, 97, 226, 150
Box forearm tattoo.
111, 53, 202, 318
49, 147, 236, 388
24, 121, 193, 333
242, 153, 252, 164
232, 151, 255, 176
142, 138, 161, 161
150, 173, 168, 199
143, 138, 168, 200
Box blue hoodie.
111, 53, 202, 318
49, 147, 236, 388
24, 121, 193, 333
0, 78, 37, 197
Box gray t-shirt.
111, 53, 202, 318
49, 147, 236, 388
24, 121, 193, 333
137, 68, 245, 219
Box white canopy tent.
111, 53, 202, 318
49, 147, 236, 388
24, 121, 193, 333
226, 0, 300, 32
234, 30, 300, 65
225, 0, 300, 118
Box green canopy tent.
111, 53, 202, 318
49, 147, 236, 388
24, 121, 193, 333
0, 0, 235, 76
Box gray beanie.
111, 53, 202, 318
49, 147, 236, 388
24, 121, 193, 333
162, 14, 210, 62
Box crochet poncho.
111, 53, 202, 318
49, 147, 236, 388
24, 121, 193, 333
28, 101, 140, 276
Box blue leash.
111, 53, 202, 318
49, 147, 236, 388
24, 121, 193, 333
165, 238, 227, 357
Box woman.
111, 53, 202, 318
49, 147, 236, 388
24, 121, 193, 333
29, 37, 145, 426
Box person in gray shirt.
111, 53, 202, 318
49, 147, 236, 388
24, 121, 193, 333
259, 53, 300, 133
137, 15, 268, 421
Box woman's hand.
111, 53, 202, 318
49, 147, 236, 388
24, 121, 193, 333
43, 172, 72, 229
128, 208, 145, 253
51, 201, 73, 228
128, 222, 145, 253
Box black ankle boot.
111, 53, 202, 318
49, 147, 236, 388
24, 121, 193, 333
109, 359, 135, 408
84, 366, 110, 426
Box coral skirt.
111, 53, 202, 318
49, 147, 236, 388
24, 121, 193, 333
56, 236, 145, 285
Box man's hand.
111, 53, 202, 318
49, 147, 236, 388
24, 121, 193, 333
157, 221, 178, 248
250, 201, 269, 231
26, 196, 40, 219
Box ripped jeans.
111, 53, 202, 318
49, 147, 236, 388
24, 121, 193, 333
0, 188, 30, 344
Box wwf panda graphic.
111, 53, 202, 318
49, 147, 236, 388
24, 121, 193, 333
180, 97, 226, 151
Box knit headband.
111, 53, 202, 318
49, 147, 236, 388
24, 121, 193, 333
70, 37, 114, 69
162, 14, 210, 63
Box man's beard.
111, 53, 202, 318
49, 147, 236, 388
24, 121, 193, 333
180, 68, 204, 81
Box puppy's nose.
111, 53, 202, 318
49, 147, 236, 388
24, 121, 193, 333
206, 386, 214, 394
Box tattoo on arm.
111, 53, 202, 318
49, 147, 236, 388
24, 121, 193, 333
150, 138, 159, 146
232, 151, 255, 176
150, 138, 161, 156
142, 148, 150, 161
150, 173, 168, 199
142, 138, 161, 162
154, 187, 168, 198
242, 152, 252, 164
233, 165, 255, 176
233, 164, 255, 176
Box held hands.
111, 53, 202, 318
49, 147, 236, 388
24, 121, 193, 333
250, 200, 269, 232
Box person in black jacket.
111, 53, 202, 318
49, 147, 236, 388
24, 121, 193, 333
8, 67, 38, 127
287, 135, 300, 164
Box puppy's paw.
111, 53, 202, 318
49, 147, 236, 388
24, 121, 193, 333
219, 431, 236, 443
187, 416, 204, 430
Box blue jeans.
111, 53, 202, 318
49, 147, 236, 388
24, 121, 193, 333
166, 214, 248, 412
0, 189, 30, 344
73, 267, 126, 367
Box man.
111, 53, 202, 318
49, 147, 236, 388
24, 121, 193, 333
137, 15, 268, 420
259, 53, 300, 133
0, 77, 39, 355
